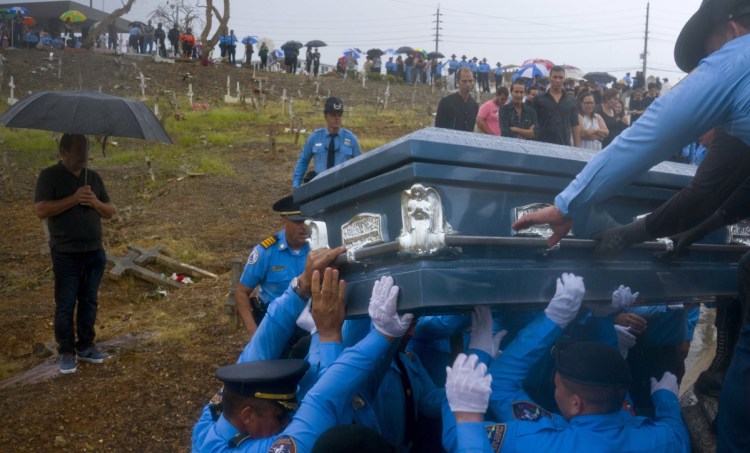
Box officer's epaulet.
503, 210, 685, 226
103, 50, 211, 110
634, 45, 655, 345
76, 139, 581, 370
259, 235, 277, 249
227, 433, 252, 448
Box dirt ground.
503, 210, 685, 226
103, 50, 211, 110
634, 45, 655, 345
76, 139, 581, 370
0, 48, 447, 452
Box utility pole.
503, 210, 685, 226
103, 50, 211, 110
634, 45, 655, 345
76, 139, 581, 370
433, 5, 442, 52
641, 2, 650, 83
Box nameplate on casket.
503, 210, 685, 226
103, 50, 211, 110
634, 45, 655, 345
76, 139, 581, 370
342, 213, 386, 260
730, 221, 750, 246
512, 203, 572, 238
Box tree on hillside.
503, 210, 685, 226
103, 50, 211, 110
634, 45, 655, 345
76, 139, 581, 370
150, 0, 203, 32
82, 0, 137, 49
199, 0, 230, 60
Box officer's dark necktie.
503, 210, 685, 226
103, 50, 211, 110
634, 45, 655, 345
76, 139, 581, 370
395, 353, 416, 447
326, 133, 338, 169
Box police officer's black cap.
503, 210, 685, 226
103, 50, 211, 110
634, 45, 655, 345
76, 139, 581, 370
312, 425, 397, 453
554, 341, 632, 388
674, 0, 750, 72
461, 55, 467, 59
323, 96, 345, 114
216, 359, 309, 408
272, 194, 308, 221
451, 53, 456, 58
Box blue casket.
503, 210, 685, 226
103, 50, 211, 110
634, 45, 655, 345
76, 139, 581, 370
294, 128, 748, 316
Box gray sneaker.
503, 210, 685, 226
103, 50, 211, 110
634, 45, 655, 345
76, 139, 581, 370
76, 345, 111, 364
59, 353, 77, 374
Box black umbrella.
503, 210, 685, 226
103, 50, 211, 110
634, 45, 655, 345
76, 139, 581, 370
396, 46, 414, 54
366, 48, 384, 58
128, 21, 146, 29
281, 40, 304, 51
427, 51, 445, 59
583, 72, 617, 84
0, 90, 172, 143
305, 40, 327, 48
1, 90, 172, 183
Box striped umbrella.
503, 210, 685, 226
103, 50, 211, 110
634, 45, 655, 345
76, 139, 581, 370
521, 58, 555, 69
512, 63, 549, 81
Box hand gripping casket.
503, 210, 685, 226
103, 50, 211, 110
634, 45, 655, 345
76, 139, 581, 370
294, 128, 748, 316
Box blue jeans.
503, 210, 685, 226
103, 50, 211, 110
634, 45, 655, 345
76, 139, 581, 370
718, 251, 750, 452
51, 249, 106, 354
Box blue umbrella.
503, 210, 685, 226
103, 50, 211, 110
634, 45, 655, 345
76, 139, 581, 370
241, 35, 258, 45
383, 48, 396, 55
343, 49, 361, 58
512, 62, 549, 81
8, 6, 29, 14
272, 49, 284, 58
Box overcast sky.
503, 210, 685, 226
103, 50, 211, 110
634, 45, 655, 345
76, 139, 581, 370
89, 0, 700, 80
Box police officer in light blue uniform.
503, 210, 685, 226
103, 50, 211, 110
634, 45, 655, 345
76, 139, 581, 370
192, 274, 414, 453
477, 58, 491, 93
494, 62, 504, 91
441, 273, 690, 453
235, 195, 310, 339
292, 97, 362, 188
447, 54, 459, 75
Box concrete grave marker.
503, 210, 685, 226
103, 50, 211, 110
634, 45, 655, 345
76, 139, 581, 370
7, 76, 17, 105
136, 72, 150, 100
187, 83, 194, 106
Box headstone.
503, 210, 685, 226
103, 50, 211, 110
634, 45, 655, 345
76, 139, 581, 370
187, 83, 194, 106
57, 57, 62, 80
223, 75, 240, 104
362, 76, 366, 89
153, 103, 159, 117
128, 244, 218, 278
136, 72, 150, 100
7, 76, 17, 105
281, 88, 288, 115
107, 251, 184, 288
315, 80, 320, 95
289, 98, 295, 129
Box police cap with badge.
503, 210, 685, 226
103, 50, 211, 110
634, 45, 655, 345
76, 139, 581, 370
273, 194, 309, 222
674, 0, 750, 72
217, 359, 309, 410
323, 96, 345, 115
554, 341, 632, 388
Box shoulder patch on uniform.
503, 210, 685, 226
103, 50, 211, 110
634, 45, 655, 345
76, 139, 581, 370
247, 248, 260, 265
267, 436, 296, 453
260, 236, 277, 249
512, 400, 552, 422
484, 424, 506, 452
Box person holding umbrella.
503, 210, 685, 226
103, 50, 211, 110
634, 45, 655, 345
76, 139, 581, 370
34, 134, 116, 374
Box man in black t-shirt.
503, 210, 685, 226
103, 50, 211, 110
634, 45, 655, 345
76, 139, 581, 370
34, 134, 116, 374
435, 67, 479, 131
531, 66, 580, 146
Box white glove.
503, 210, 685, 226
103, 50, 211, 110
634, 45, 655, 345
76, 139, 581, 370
589, 285, 639, 317
614, 324, 636, 359
650, 372, 679, 398
295, 301, 316, 334
469, 306, 507, 358
544, 273, 585, 328
368, 276, 413, 338
445, 353, 492, 414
